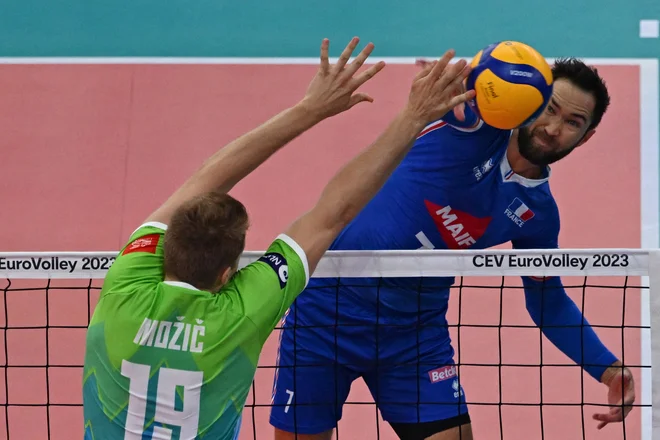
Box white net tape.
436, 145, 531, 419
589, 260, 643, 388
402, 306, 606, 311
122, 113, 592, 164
0, 248, 655, 279
0, 248, 658, 439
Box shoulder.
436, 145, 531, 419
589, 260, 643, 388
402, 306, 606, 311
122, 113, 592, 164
526, 182, 561, 232
101, 221, 168, 296
512, 187, 561, 249
219, 234, 310, 338
258, 234, 310, 287
229, 233, 310, 292
121, 221, 168, 255
531, 178, 561, 226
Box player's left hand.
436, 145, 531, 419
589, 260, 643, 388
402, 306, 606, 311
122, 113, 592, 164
593, 364, 635, 429
300, 37, 386, 120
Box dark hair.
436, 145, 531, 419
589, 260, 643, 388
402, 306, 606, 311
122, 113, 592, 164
551, 57, 611, 130
163, 191, 249, 291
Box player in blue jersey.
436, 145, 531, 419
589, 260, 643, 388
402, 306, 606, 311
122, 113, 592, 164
269, 58, 636, 440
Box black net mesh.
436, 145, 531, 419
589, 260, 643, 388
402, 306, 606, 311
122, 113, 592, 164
0, 273, 651, 440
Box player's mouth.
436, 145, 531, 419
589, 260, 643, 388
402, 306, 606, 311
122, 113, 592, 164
533, 134, 555, 150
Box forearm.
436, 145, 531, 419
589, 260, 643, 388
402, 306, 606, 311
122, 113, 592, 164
314, 109, 425, 227
523, 276, 618, 381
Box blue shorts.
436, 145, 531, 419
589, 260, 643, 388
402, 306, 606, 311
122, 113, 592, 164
268, 295, 469, 435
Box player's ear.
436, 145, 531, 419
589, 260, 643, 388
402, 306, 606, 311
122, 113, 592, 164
218, 266, 234, 287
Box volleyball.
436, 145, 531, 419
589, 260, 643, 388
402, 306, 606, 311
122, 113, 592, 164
465, 41, 554, 130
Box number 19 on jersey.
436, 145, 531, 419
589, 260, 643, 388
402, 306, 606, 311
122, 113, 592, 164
121, 359, 203, 439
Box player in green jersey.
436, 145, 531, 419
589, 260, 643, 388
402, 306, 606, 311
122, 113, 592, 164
82, 37, 476, 440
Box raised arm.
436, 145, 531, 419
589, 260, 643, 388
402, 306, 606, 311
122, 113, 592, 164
145, 37, 386, 226
284, 50, 476, 273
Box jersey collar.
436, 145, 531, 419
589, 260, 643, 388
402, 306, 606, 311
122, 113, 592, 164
499, 149, 551, 188
163, 280, 199, 291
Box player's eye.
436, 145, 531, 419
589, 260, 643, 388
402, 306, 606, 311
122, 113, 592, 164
547, 106, 555, 114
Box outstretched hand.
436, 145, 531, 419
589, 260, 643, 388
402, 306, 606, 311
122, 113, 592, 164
300, 37, 386, 120
416, 57, 469, 122
404, 50, 475, 126
594, 364, 635, 430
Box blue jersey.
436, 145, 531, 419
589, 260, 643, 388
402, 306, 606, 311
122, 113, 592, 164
271, 112, 618, 433
303, 117, 559, 319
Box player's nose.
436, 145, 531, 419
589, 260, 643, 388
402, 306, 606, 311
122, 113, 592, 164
544, 120, 561, 137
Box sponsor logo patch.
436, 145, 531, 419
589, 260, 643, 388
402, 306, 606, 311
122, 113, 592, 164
122, 233, 160, 255
428, 365, 458, 383
259, 253, 289, 289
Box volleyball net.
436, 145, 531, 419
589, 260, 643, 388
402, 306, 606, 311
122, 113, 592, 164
0, 248, 657, 439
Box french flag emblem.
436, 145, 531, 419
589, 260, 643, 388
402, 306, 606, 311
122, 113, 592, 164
508, 198, 535, 222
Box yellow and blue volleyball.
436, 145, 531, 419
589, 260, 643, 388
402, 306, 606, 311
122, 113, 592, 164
465, 41, 554, 130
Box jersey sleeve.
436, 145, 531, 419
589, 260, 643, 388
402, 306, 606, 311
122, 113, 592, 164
437, 104, 483, 132
224, 234, 309, 343
101, 221, 167, 298
511, 212, 618, 380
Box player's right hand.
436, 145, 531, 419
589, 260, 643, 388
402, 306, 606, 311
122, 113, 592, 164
405, 50, 475, 125
299, 37, 386, 120
416, 57, 469, 122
